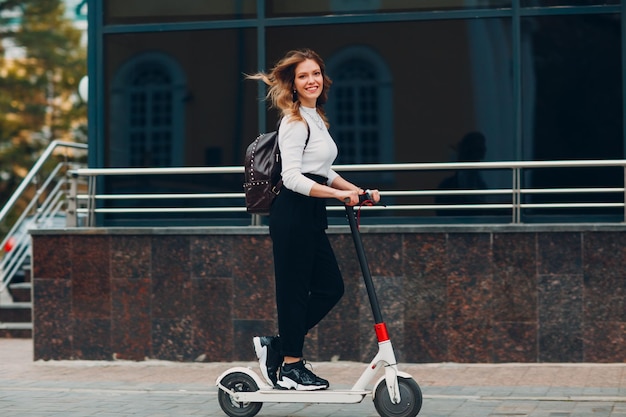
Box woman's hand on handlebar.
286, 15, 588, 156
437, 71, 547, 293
363, 189, 381, 204
337, 188, 381, 206
337, 190, 360, 206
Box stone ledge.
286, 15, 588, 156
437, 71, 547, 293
28, 222, 626, 236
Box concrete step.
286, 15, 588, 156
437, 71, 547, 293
1, 264, 33, 338
0, 322, 32, 338
21, 264, 31, 283
10, 266, 31, 284
8, 282, 31, 303
0, 303, 32, 323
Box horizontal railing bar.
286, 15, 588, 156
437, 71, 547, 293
76, 203, 624, 213
382, 189, 512, 196
69, 159, 626, 177
76, 207, 247, 214
75, 202, 621, 214
334, 160, 626, 170
520, 203, 624, 208
71, 166, 244, 176
74, 187, 623, 201
521, 188, 624, 194
66, 159, 626, 227
328, 204, 514, 211
77, 203, 518, 215
77, 190, 511, 199
77, 193, 245, 200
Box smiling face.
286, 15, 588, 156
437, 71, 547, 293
293, 59, 323, 108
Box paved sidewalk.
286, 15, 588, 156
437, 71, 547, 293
0, 339, 625, 416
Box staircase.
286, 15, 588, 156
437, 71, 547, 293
1, 140, 88, 338
0, 265, 32, 338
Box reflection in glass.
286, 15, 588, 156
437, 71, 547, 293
267, 19, 514, 217
105, 29, 257, 169
128, 66, 173, 167
522, 13, 622, 215
267, 0, 511, 17
522, 0, 619, 6
103, 29, 257, 224
105, 0, 256, 25
333, 61, 379, 164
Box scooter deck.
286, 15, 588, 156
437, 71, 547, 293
225, 387, 371, 404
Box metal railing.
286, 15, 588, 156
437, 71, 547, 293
0, 140, 88, 295
67, 159, 626, 227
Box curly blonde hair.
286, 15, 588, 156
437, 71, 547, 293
246, 48, 332, 127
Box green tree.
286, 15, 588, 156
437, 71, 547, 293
0, 0, 86, 232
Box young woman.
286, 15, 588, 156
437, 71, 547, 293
247, 49, 380, 391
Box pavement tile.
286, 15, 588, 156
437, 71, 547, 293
1, 339, 625, 416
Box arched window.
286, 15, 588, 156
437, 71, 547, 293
110, 52, 186, 167
326, 46, 393, 183
332, 60, 379, 164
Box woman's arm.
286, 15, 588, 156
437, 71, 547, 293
308, 175, 380, 206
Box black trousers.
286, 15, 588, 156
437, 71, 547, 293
269, 178, 344, 358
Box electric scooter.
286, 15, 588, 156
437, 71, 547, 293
216, 198, 423, 417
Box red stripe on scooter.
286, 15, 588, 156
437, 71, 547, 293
374, 323, 389, 342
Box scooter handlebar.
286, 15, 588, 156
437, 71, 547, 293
343, 190, 374, 204
343, 190, 380, 205
359, 192, 372, 204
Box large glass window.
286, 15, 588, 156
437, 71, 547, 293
109, 52, 185, 168
267, 0, 512, 17
522, 13, 622, 218
267, 19, 514, 218
325, 46, 394, 187
95, 1, 624, 224
522, 0, 620, 6
105, 30, 258, 169
102, 29, 257, 225
333, 61, 380, 164
104, 0, 257, 25
327, 48, 392, 164
128, 62, 173, 167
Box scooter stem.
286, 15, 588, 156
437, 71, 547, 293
345, 205, 384, 325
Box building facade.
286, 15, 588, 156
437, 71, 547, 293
30, 1, 626, 364
86, 0, 625, 224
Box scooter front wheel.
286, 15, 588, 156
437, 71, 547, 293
217, 372, 263, 417
373, 376, 423, 417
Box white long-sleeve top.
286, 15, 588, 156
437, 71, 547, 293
278, 107, 339, 196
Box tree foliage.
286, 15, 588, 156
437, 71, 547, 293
0, 0, 86, 229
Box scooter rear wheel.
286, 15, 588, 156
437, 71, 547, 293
373, 376, 422, 417
217, 372, 263, 417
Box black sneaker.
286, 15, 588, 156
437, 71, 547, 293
277, 360, 329, 391
253, 336, 282, 387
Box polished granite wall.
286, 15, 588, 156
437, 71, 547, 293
31, 227, 626, 363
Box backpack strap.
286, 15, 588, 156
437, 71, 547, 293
273, 118, 312, 193
276, 117, 311, 147
304, 121, 311, 147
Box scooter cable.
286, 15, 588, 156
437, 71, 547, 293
356, 199, 374, 230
